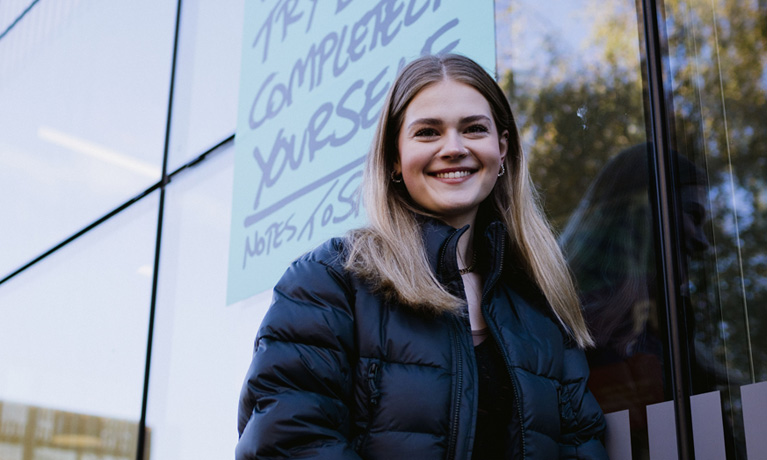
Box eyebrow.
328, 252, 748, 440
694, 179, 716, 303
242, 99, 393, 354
406, 114, 492, 130
407, 118, 441, 130
461, 114, 492, 124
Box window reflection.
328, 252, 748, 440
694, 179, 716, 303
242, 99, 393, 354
664, 0, 767, 457
0, 400, 144, 460
0, 189, 156, 456
497, 0, 765, 456
146, 143, 271, 460
559, 143, 715, 457
0, 0, 175, 279
496, 0, 654, 456
167, 0, 243, 170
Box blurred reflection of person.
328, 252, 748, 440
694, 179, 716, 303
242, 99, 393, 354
559, 143, 713, 457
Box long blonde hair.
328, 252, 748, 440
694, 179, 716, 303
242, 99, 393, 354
345, 54, 593, 348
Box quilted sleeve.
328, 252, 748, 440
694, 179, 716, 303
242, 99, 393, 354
558, 344, 609, 459
236, 248, 362, 460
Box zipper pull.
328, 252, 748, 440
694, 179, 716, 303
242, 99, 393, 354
368, 362, 381, 406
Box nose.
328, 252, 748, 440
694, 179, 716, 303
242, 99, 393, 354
441, 130, 468, 159
687, 225, 710, 253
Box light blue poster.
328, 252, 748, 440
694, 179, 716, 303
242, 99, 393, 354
228, 0, 496, 304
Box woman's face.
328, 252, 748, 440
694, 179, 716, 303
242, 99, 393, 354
395, 78, 508, 228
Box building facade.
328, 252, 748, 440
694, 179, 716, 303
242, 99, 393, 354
0, 1, 765, 458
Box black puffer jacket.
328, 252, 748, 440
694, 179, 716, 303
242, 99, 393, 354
236, 217, 607, 459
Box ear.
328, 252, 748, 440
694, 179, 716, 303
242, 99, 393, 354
499, 130, 509, 163
392, 159, 401, 175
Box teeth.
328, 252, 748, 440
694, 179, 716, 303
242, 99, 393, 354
435, 171, 472, 179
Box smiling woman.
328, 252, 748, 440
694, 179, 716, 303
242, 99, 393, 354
395, 79, 507, 229
236, 54, 608, 459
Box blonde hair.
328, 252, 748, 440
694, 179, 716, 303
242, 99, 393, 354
345, 54, 593, 348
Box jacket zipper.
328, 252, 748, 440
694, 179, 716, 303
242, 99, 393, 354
446, 318, 463, 460
439, 225, 479, 459
481, 237, 528, 458
368, 362, 381, 405
480, 231, 504, 301
441, 226, 469, 460
437, 228, 463, 287
353, 361, 381, 452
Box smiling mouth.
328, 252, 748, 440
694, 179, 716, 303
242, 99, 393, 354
432, 170, 474, 179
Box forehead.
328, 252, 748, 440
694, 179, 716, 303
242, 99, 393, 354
681, 185, 708, 202
403, 79, 492, 118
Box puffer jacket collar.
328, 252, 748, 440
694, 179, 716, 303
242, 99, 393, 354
419, 212, 509, 295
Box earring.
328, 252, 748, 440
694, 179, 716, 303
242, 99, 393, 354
498, 163, 506, 177
391, 171, 403, 183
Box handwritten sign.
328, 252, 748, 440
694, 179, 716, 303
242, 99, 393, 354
227, 0, 495, 304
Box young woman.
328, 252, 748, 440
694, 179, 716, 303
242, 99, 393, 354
236, 54, 607, 459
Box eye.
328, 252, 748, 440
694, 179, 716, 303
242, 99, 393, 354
683, 203, 706, 225
465, 124, 489, 134
414, 127, 439, 137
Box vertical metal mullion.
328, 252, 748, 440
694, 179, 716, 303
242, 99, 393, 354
640, 0, 695, 458
136, 0, 183, 459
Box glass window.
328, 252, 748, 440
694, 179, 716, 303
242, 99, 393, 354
0, 0, 176, 279
167, 0, 244, 170
496, 0, 660, 457
0, 1, 33, 34
0, 190, 158, 460
664, 0, 767, 457
497, 0, 767, 457
146, 143, 272, 459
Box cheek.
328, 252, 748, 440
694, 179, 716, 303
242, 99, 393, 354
399, 156, 430, 200
399, 147, 428, 176
401, 165, 426, 194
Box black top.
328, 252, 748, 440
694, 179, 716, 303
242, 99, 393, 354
473, 335, 516, 459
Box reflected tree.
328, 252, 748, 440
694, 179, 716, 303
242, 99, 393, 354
498, 0, 766, 457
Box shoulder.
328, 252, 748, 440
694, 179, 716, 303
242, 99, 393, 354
294, 237, 348, 269
268, 238, 358, 315
259, 237, 357, 345
279, 237, 350, 288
